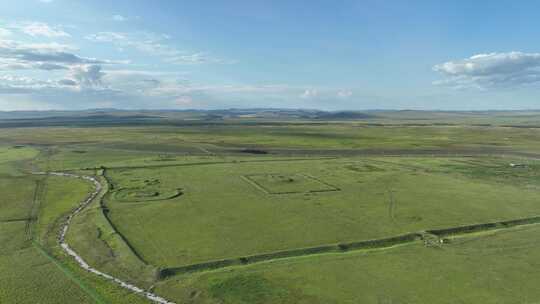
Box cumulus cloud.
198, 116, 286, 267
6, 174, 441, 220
69, 65, 105, 87
433, 52, 540, 89
10, 22, 70, 38
0, 36, 130, 96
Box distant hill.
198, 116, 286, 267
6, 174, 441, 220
1, 108, 540, 128
313, 111, 375, 120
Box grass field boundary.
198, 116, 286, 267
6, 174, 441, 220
56, 149, 540, 173
25, 177, 45, 240
239, 175, 269, 193
112, 187, 183, 203
242, 173, 340, 194
32, 241, 108, 304
426, 216, 540, 237
302, 173, 341, 191
0, 217, 34, 222
100, 168, 150, 265
69, 156, 338, 172
160, 233, 422, 277
38, 170, 176, 304
160, 215, 540, 277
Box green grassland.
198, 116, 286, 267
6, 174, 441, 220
35, 175, 93, 244
102, 157, 540, 270
0, 145, 39, 164
0, 173, 96, 303
154, 224, 540, 304
67, 172, 159, 289
0, 177, 37, 221
0, 150, 152, 304
2, 124, 540, 157
1, 112, 540, 304
244, 173, 339, 194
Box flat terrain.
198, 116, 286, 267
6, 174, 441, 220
104, 157, 540, 269
156, 224, 540, 304
1, 110, 540, 304
0, 149, 95, 303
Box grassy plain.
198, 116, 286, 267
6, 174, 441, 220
155, 224, 540, 304
1, 111, 540, 304
0, 163, 96, 303
1, 124, 540, 158
103, 157, 540, 269
0, 147, 151, 304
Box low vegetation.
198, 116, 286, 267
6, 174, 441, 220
2, 111, 540, 303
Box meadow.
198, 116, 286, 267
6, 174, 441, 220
155, 224, 540, 304
0, 147, 95, 303
101, 157, 540, 270
1, 111, 540, 303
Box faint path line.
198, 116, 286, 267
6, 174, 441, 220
196, 146, 213, 155
67, 156, 337, 171
0, 218, 33, 223
25, 178, 45, 240
33, 171, 176, 304
387, 188, 397, 223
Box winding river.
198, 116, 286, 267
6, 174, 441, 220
34, 172, 176, 304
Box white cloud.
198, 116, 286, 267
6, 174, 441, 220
337, 89, 352, 98
0, 66, 349, 110
86, 31, 233, 64
0, 28, 11, 37
0, 39, 126, 71
10, 22, 70, 38
112, 15, 127, 22
4, 41, 76, 52
175, 96, 193, 105
69, 65, 105, 87
86, 32, 128, 42
86, 32, 179, 57
433, 52, 540, 89
102, 69, 303, 104
0, 75, 77, 93
300, 89, 319, 99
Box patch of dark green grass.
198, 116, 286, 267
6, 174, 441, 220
344, 163, 386, 172
208, 274, 289, 304
438, 161, 540, 186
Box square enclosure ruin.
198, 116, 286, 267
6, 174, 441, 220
243, 173, 340, 194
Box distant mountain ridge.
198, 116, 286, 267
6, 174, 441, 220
1, 109, 540, 128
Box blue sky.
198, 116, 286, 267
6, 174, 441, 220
1, 0, 540, 110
